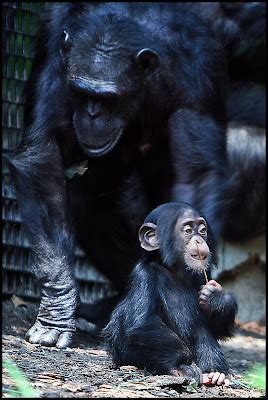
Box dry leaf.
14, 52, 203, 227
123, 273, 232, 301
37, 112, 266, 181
91, 387, 155, 398
36, 372, 64, 384
149, 374, 187, 387
61, 383, 83, 392
235, 319, 266, 335
119, 365, 138, 372
119, 381, 159, 390
65, 160, 88, 179
88, 349, 107, 356
11, 295, 30, 308
98, 384, 114, 390
76, 160, 88, 175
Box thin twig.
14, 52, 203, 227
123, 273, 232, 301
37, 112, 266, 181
196, 242, 208, 284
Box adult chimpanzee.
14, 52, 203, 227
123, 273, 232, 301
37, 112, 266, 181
103, 202, 237, 386
4, 3, 250, 348
191, 2, 266, 241
214, 2, 266, 241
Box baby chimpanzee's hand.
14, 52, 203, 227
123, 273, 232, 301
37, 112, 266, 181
198, 280, 223, 311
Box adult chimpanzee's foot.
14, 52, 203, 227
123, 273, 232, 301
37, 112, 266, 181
25, 284, 78, 348
25, 320, 74, 348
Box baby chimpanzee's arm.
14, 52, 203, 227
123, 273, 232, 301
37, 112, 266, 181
198, 280, 238, 338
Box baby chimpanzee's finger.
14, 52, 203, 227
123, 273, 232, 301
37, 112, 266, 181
207, 280, 221, 289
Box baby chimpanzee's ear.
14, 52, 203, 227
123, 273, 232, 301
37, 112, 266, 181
138, 222, 160, 251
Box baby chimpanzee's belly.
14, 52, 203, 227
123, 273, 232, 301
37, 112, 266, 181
160, 284, 203, 342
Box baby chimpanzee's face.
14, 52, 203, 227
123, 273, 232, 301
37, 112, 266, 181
174, 209, 210, 273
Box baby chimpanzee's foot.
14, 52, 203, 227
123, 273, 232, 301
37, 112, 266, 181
202, 371, 230, 386
170, 362, 203, 385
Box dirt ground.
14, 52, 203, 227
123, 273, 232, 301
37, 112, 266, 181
2, 298, 266, 398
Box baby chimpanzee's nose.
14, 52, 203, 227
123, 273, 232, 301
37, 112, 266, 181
191, 237, 209, 260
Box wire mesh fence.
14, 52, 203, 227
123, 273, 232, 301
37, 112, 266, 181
2, 2, 114, 303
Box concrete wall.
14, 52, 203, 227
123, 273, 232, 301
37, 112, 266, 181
212, 235, 266, 323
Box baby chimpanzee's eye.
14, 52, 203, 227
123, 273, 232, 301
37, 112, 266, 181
198, 224, 207, 235
183, 225, 193, 235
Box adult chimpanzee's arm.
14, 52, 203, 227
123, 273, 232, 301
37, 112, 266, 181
103, 262, 201, 382
4, 54, 78, 348
168, 109, 229, 240
6, 133, 78, 348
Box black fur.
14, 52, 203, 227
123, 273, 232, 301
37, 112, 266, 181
103, 202, 237, 381
3, 3, 263, 347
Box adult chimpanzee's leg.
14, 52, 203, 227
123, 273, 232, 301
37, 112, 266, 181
6, 135, 78, 348
169, 109, 229, 239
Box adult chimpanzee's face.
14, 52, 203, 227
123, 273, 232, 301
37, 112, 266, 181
60, 26, 159, 157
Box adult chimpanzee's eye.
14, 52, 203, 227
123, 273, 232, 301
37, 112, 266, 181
198, 224, 207, 235
183, 225, 193, 235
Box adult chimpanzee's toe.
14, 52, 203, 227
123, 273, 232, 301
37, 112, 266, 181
27, 327, 49, 344
40, 329, 62, 346
25, 321, 40, 340
25, 321, 73, 348
55, 332, 73, 348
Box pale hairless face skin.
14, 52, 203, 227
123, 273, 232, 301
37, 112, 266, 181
174, 209, 210, 273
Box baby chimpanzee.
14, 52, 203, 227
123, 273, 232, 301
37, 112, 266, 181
103, 202, 237, 386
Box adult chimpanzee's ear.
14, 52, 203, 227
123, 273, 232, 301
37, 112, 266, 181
138, 222, 160, 251
136, 48, 159, 72
60, 30, 72, 57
